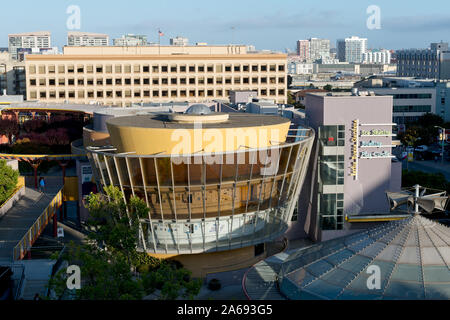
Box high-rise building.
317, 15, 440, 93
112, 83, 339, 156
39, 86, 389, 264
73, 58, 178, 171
113, 34, 147, 46
337, 36, 368, 63
67, 32, 109, 46
8, 31, 51, 60
296, 39, 330, 62
396, 42, 450, 80
296, 40, 310, 61
25, 45, 288, 106
170, 36, 189, 46
309, 38, 330, 61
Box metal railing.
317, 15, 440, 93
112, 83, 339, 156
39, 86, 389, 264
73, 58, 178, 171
12, 189, 63, 261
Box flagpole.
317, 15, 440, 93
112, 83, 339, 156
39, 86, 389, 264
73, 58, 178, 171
158, 29, 161, 55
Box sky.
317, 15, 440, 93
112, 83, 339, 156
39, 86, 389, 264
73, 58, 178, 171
1, 0, 450, 52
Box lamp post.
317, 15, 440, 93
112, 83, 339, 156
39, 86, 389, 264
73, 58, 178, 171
435, 126, 446, 165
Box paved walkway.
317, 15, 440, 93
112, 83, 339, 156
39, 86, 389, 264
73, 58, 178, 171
0, 179, 62, 263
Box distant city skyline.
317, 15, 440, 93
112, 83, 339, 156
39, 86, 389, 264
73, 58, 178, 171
1, 0, 450, 52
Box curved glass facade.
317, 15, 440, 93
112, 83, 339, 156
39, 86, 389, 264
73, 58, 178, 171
86, 130, 314, 254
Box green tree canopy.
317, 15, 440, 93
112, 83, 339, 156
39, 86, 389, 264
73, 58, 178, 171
0, 160, 19, 204
48, 186, 201, 300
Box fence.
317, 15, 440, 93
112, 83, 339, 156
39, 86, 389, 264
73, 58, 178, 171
12, 189, 63, 261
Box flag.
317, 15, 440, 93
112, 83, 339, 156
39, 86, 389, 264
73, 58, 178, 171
158, 30, 164, 37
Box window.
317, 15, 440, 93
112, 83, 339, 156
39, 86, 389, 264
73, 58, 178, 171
115, 65, 122, 73
38, 65, 46, 74
48, 65, 55, 74
78, 90, 85, 98
143, 65, 150, 73
96, 66, 103, 73
29, 65, 36, 74
134, 65, 140, 73
124, 65, 131, 73
58, 65, 65, 74
198, 65, 205, 72
170, 65, 177, 73
319, 193, 344, 230
86, 65, 93, 73
77, 66, 84, 73
105, 65, 112, 73
30, 79, 36, 86
319, 125, 345, 147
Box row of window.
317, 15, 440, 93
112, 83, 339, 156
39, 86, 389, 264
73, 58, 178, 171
29, 76, 286, 86
29, 88, 286, 99
393, 105, 432, 113
28, 63, 286, 75
319, 193, 345, 231
390, 93, 433, 99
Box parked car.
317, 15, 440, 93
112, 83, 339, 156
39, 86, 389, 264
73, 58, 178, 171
415, 145, 429, 152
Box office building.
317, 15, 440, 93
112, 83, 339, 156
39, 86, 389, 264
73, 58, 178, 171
8, 32, 51, 60
305, 91, 400, 238
67, 32, 109, 46
170, 36, 189, 46
396, 42, 450, 80
356, 77, 437, 123
337, 36, 368, 63
113, 34, 147, 46
362, 49, 392, 64
0, 52, 26, 97
84, 105, 314, 276
25, 45, 288, 106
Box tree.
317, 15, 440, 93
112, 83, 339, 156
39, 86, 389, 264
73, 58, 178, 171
323, 84, 333, 92
0, 160, 19, 204
287, 90, 296, 105
48, 186, 202, 300
0, 119, 19, 145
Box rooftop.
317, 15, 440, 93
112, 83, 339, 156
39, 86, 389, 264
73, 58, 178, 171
106, 112, 290, 130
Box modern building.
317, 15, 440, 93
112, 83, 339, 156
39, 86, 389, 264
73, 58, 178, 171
362, 49, 392, 64
337, 36, 368, 63
0, 52, 26, 97
296, 40, 310, 61
8, 32, 51, 60
397, 42, 450, 80
296, 39, 330, 62
304, 91, 401, 239
84, 105, 315, 276
356, 77, 437, 124
67, 32, 109, 46
309, 38, 331, 62
170, 36, 189, 46
436, 80, 450, 122
113, 34, 148, 46
25, 45, 288, 106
